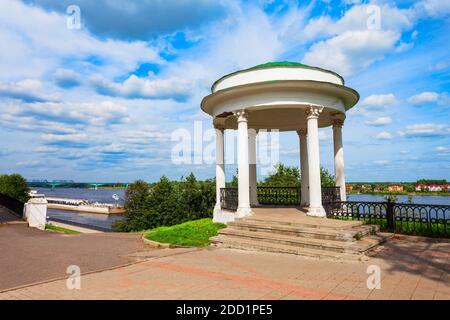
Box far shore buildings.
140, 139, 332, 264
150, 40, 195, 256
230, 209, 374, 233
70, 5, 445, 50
416, 184, 450, 192
387, 184, 405, 192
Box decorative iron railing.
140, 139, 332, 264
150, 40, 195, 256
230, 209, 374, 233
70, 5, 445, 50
321, 186, 341, 204
257, 186, 300, 206
0, 193, 24, 217
324, 200, 450, 237
220, 188, 238, 211
220, 186, 342, 210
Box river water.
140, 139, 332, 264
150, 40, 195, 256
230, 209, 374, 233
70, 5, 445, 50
35, 188, 126, 230
34, 188, 449, 230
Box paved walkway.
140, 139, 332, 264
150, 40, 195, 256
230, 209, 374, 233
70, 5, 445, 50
0, 222, 157, 291
1, 235, 448, 299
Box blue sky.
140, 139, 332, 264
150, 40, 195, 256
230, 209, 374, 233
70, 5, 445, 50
0, 0, 449, 183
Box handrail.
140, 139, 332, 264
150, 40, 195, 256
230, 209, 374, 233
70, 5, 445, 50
0, 193, 25, 217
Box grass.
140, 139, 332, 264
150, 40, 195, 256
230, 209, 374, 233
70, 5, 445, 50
144, 218, 226, 247
45, 224, 81, 234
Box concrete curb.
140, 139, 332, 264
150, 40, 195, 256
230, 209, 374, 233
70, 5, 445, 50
141, 234, 194, 249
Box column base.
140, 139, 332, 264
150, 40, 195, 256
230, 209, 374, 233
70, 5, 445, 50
213, 205, 236, 224
306, 206, 326, 218
236, 207, 253, 218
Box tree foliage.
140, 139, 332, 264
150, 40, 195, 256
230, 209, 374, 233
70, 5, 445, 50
416, 179, 447, 185
0, 173, 30, 203
261, 163, 300, 187
259, 163, 336, 187
115, 173, 215, 232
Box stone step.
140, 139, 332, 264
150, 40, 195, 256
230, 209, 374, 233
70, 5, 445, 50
240, 217, 364, 230
218, 228, 391, 254
227, 220, 379, 241
210, 235, 364, 261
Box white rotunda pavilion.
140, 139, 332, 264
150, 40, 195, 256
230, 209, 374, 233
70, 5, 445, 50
201, 62, 359, 223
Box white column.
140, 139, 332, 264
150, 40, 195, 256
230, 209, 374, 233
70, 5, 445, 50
305, 106, 326, 217
235, 110, 252, 217
213, 127, 225, 220
248, 128, 258, 206
332, 116, 347, 201
297, 129, 309, 206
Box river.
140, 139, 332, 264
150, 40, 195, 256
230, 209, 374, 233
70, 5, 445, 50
348, 194, 450, 205
35, 188, 126, 230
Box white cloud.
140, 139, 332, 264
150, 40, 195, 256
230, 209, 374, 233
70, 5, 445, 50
428, 61, 449, 71
400, 123, 450, 138
414, 0, 450, 18
318, 130, 329, 141
361, 94, 397, 108
0, 0, 161, 81
0, 79, 55, 102
303, 30, 400, 76
301, 4, 414, 76
374, 160, 390, 166
376, 131, 392, 140
53, 69, 81, 89
433, 146, 448, 152
365, 116, 392, 126
92, 75, 193, 101
408, 91, 439, 105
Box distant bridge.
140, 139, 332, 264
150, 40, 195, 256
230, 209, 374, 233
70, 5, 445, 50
27, 181, 129, 190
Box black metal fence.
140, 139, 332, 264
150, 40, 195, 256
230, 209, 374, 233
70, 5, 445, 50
220, 188, 238, 210
324, 200, 450, 238
321, 186, 341, 204
220, 186, 341, 210
257, 186, 300, 206
0, 193, 25, 218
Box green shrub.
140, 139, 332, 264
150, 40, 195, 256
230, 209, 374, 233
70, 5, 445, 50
114, 173, 215, 232
0, 173, 30, 203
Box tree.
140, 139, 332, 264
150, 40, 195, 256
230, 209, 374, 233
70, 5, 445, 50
123, 179, 149, 213
115, 174, 215, 232
261, 163, 336, 187
320, 167, 335, 187
0, 173, 30, 203
261, 163, 300, 186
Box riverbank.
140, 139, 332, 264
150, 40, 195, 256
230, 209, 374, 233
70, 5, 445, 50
348, 191, 450, 197
47, 203, 126, 215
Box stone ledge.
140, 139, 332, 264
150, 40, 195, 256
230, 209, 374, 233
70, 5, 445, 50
141, 234, 194, 249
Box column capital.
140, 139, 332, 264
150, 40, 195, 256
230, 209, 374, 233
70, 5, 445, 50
296, 129, 307, 136
233, 110, 248, 122
305, 105, 323, 120
214, 125, 225, 132
331, 113, 345, 128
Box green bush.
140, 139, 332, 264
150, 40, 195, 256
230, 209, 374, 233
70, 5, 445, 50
114, 173, 215, 232
0, 173, 30, 203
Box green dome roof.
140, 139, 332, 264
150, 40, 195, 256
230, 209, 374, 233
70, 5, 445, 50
211, 61, 346, 92
252, 61, 309, 68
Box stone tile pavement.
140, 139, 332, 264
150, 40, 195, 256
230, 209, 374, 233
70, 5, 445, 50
0, 235, 448, 300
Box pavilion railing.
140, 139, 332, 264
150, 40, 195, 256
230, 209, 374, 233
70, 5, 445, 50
257, 186, 300, 206
324, 200, 450, 238
0, 193, 25, 218
220, 186, 342, 210
321, 186, 341, 204
220, 188, 238, 211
